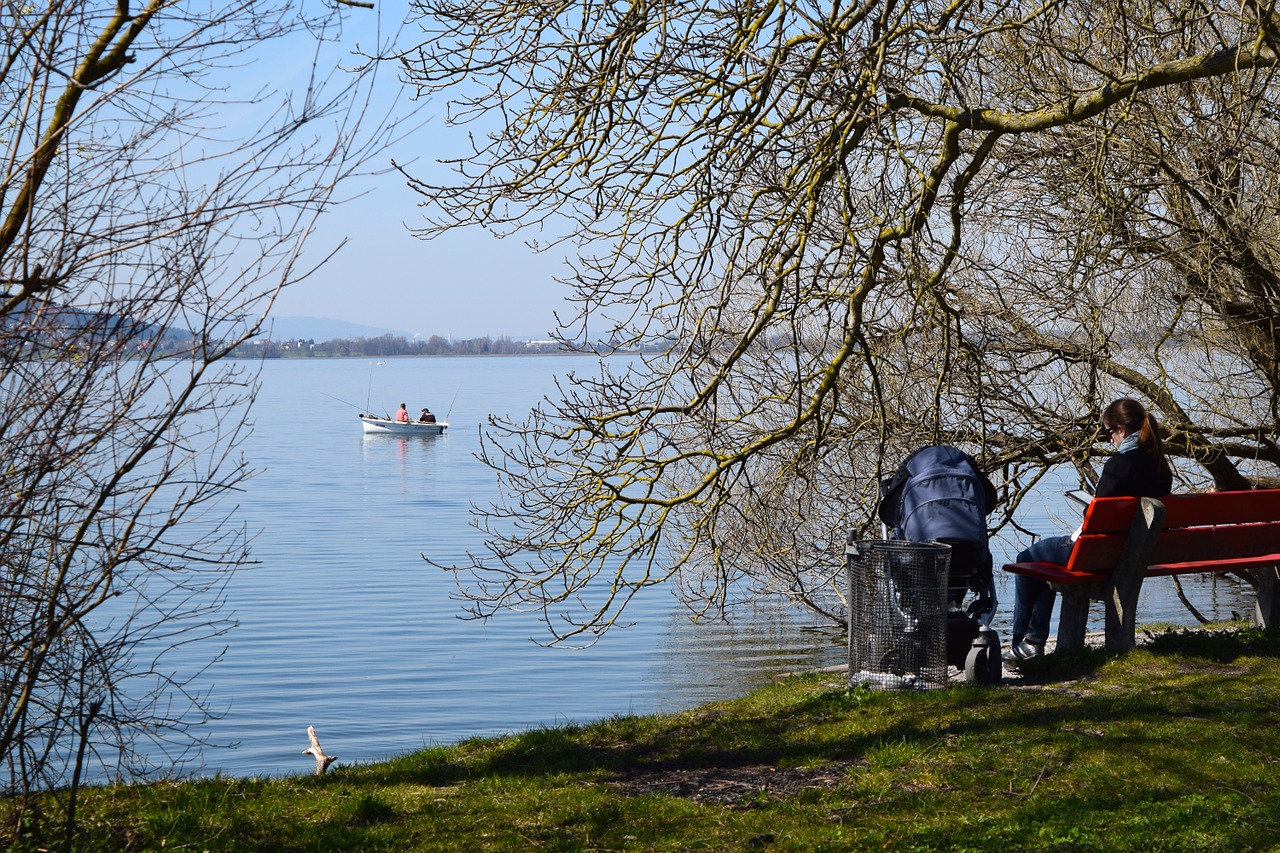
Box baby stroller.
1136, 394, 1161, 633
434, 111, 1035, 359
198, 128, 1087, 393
877, 445, 1003, 684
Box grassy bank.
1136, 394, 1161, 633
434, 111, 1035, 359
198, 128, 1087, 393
11, 626, 1280, 851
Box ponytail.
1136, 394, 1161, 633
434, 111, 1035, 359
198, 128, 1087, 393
1139, 410, 1170, 477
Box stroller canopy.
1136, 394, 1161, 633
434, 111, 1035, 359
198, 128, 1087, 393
878, 445, 997, 575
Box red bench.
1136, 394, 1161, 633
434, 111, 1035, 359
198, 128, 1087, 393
1002, 489, 1280, 651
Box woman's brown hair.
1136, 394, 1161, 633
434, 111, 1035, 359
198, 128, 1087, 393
1102, 397, 1170, 477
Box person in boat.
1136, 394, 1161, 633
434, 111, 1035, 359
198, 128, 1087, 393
419, 407, 437, 423
1008, 397, 1172, 661
395, 403, 410, 423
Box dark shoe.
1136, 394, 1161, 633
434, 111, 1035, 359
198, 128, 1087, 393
1010, 640, 1044, 661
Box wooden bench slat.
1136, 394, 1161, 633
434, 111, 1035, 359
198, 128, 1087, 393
1003, 561, 1101, 585
1147, 553, 1280, 577
1162, 489, 1280, 527
1008, 554, 1280, 581
1149, 522, 1280, 564
1076, 496, 1141, 533
1064, 534, 1129, 573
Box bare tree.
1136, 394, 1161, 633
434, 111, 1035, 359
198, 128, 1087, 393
399, 0, 1280, 643
1, 0, 400, 840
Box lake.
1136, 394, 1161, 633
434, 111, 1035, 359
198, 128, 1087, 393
151, 355, 1252, 779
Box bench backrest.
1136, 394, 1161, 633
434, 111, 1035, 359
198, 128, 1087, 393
1062, 489, 1280, 576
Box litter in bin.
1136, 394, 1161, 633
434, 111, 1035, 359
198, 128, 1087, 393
847, 538, 953, 689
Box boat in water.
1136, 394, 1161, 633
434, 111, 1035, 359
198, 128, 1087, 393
358, 414, 448, 436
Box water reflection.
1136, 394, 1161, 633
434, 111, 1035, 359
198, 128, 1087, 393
652, 600, 845, 711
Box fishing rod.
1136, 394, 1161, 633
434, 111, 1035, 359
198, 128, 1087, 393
443, 386, 461, 422
361, 360, 392, 418
320, 390, 368, 413
365, 360, 378, 413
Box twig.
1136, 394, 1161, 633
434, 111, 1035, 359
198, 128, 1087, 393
1027, 756, 1052, 796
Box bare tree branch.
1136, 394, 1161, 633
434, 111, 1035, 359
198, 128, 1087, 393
1, 0, 399, 837
400, 0, 1280, 643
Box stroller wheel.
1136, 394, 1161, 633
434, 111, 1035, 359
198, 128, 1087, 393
965, 644, 1002, 685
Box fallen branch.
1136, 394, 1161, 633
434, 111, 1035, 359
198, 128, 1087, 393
303, 725, 338, 775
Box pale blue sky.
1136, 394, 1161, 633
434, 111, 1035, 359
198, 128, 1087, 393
267, 7, 573, 340
274, 169, 572, 340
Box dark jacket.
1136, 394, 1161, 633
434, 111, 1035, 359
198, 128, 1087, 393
1096, 448, 1172, 498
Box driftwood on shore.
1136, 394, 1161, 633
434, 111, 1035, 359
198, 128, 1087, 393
303, 725, 338, 775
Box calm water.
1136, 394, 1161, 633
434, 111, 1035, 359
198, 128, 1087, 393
169, 355, 843, 779
151, 355, 1250, 779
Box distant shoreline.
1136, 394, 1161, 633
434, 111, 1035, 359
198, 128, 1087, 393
229, 348, 647, 359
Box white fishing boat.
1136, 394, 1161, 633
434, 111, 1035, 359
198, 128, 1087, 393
358, 414, 448, 436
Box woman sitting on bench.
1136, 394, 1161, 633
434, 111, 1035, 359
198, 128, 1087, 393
1009, 397, 1173, 660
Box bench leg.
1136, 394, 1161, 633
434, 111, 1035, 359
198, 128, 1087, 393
1106, 578, 1141, 652
1056, 592, 1089, 650
1251, 567, 1280, 629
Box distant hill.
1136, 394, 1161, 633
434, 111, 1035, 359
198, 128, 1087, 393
0, 296, 191, 346
265, 316, 413, 342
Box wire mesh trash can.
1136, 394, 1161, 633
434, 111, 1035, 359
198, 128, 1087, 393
846, 537, 952, 690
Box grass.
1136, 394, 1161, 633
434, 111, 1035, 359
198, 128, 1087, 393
10, 625, 1280, 851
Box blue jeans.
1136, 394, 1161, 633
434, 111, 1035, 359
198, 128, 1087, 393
1010, 535, 1075, 646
